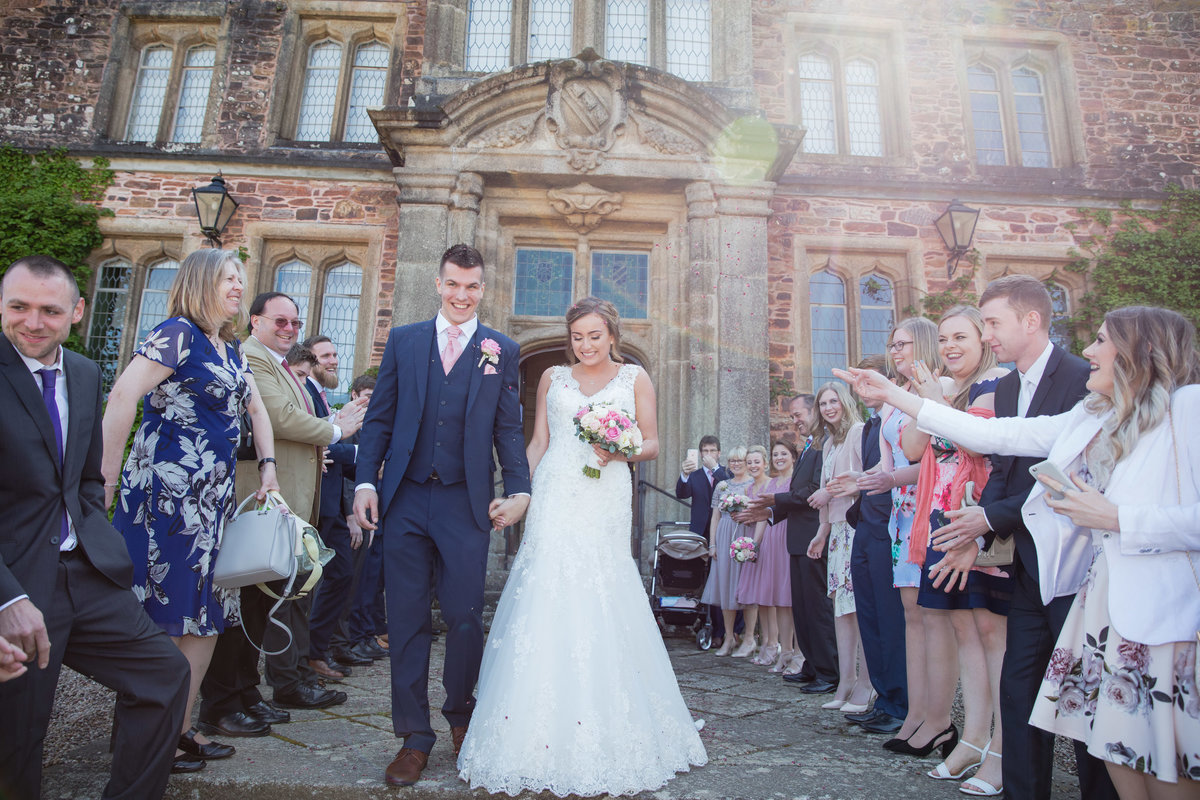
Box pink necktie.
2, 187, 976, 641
442, 325, 462, 374
319, 387, 331, 415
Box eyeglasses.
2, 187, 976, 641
727, 458, 745, 464
888, 339, 914, 352
261, 315, 304, 331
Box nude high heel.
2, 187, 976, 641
768, 649, 793, 673
731, 635, 757, 658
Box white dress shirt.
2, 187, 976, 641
1017, 341, 1054, 418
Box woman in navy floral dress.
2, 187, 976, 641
102, 249, 278, 773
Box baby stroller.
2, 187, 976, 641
650, 522, 714, 650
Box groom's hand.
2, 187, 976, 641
489, 495, 530, 530
354, 488, 379, 531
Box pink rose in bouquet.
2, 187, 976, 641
730, 536, 757, 563
573, 401, 642, 479
717, 493, 751, 515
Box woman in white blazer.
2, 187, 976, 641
837, 306, 1200, 800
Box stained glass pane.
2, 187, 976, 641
797, 54, 835, 155
859, 273, 894, 358
606, 0, 649, 66
1013, 67, 1050, 167
274, 260, 312, 323
666, 0, 710, 81
466, 0, 513, 72
591, 251, 648, 320
1048, 282, 1071, 349
845, 58, 882, 157
136, 260, 180, 345
344, 42, 388, 143
968, 65, 1006, 166
528, 0, 572, 62
170, 46, 214, 143
320, 263, 363, 405
126, 46, 172, 141
513, 249, 573, 317
810, 270, 847, 388
296, 41, 342, 141
87, 260, 132, 392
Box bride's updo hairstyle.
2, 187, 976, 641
565, 296, 624, 364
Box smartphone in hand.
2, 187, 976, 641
1028, 460, 1078, 501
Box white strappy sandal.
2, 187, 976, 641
928, 739, 988, 780
959, 748, 1003, 796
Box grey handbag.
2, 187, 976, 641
213, 492, 296, 590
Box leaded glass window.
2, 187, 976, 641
797, 54, 835, 155
666, 0, 710, 81
136, 260, 180, 345
606, 0, 649, 66
859, 273, 894, 357
1049, 282, 1071, 349
296, 41, 343, 141
274, 260, 312, 323
810, 270, 847, 389
320, 263, 363, 404
467, 0, 513, 72
344, 42, 389, 143
528, 0, 573, 62
1013, 66, 1050, 168
969, 64, 1006, 166
87, 260, 133, 392
126, 46, 173, 141
844, 58, 882, 157
170, 46, 214, 143
591, 251, 648, 319
514, 249, 574, 317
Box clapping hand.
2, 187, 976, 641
807, 487, 831, 509
332, 396, 368, 439
931, 505, 990, 551
737, 495, 774, 524
927, 542, 978, 592
910, 360, 944, 401
856, 469, 893, 496
1040, 473, 1120, 531
0, 635, 27, 682
827, 470, 862, 498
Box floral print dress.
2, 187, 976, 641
114, 316, 251, 637
1030, 451, 1200, 783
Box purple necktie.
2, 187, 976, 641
38, 368, 69, 546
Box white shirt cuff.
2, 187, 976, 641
355, 483, 376, 493
330, 423, 342, 445
980, 508, 994, 532
0, 595, 29, 613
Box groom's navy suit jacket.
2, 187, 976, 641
355, 318, 530, 531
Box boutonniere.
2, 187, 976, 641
478, 338, 501, 369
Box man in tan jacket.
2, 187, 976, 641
199, 292, 366, 736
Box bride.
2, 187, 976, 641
457, 297, 707, 796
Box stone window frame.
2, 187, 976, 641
101, 16, 225, 146
957, 35, 1083, 172
444, 0, 730, 82
504, 239, 655, 323
783, 16, 909, 166
791, 237, 922, 393
84, 232, 188, 387
254, 232, 381, 392
272, 8, 403, 146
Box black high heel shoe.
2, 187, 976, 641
883, 728, 915, 752
890, 723, 958, 758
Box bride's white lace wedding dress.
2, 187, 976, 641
458, 363, 707, 797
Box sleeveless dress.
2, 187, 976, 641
113, 316, 250, 636
821, 429, 863, 618
458, 364, 707, 796
881, 408, 920, 588
735, 474, 792, 607
700, 476, 755, 610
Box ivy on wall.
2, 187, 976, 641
0, 146, 115, 353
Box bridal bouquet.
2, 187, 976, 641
573, 402, 643, 479
717, 493, 751, 515
730, 536, 758, 563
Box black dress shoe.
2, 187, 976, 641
246, 700, 291, 725
179, 728, 235, 760
845, 707, 886, 725
171, 753, 207, 773
782, 672, 813, 684
352, 639, 388, 660
197, 711, 271, 738
862, 713, 905, 735
274, 683, 347, 709
329, 646, 372, 666
800, 679, 838, 695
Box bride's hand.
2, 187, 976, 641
592, 443, 625, 467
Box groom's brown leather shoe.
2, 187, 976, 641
385, 747, 428, 786
451, 725, 469, 756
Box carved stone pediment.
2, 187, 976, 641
546, 50, 627, 172
547, 183, 623, 233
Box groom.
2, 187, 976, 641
354, 244, 531, 786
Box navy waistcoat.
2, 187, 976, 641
405, 334, 471, 485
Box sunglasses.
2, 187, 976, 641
259, 315, 304, 331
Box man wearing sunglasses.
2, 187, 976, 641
199, 292, 368, 737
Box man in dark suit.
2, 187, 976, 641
354, 244, 531, 787
745, 394, 837, 692
0, 256, 189, 800
927, 275, 1112, 800
674, 434, 734, 645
